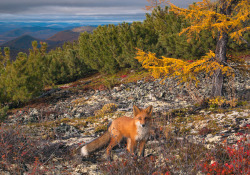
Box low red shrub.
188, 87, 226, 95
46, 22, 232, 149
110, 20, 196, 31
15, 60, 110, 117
200, 135, 250, 174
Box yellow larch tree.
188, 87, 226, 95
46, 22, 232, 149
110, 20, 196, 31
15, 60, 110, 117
136, 0, 249, 97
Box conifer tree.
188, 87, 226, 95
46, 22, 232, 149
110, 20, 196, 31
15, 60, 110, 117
78, 22, 159, 73
116, 22, 159, 69
0, 48, 10, 71
170, 0, 249, 97
144, 6, 217, 60
136, 0, 249, 97
0, 48, 10, 103
46, 42, 90, 84
0, 42, 49, 104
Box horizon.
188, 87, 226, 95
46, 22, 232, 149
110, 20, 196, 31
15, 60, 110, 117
0, 0, 201, 26
0, 0, 202, 45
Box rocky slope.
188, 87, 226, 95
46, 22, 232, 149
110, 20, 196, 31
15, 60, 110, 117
2, 68, 250, 174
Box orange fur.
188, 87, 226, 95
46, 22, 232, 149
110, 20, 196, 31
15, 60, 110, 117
81, 105, 153, 159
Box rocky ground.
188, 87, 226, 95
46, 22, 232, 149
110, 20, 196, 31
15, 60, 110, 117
1, 67, 250, 174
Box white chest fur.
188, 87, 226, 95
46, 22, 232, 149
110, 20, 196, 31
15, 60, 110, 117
135, 121, 150, 141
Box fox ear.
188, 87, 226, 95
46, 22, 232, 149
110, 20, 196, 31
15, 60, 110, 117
145, 105, 153, 115
133, 105, 141, 116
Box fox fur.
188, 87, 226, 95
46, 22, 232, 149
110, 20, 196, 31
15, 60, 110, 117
81, 105, 153, 158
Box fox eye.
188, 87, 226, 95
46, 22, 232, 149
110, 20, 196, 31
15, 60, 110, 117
138, 117, 142, 120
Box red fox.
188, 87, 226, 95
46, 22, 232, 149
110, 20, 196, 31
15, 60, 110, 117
81, 105, 153, 159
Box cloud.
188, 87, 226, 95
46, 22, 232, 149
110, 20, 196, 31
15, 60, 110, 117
0, 0, 201, 15
0, 0, 145, 14
0, 0, 202, 24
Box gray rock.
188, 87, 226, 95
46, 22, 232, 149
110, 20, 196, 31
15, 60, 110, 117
55, 123, 81, 139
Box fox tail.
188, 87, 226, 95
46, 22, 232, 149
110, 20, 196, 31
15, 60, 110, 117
81, 131, 111, 156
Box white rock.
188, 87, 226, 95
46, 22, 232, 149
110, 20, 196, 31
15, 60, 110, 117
206, 136, 222, 143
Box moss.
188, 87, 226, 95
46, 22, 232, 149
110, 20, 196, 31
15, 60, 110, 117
85, 116, 98, 123
68, 119, 88, 130
71, 97, 88, 106
103, 75, 120, 90
167, 108, 189, 118
84, 131, 91, 136
27, 117, 89, 130
209, 107, 228, 113
60, 118, 71, 123
180, 126, 191, 134
206, 120, 221, 134
85, 112, 112, 123
101, 103, 117, 114
190, 115, 207, 123
198, 127, 213, 135
68, 69, 152, 92
0, 106, 9, 122
125, 87, 131, 91
237, 101, 248, 107
94, 103, 117, 116
28, 120, 57, 128
94, 125, 107, 133
175, 116, 186, 123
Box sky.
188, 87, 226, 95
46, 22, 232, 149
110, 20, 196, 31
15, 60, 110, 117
0, 0, 201, 25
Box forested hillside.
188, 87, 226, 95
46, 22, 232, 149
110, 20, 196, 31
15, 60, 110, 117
0, 6, 249, 106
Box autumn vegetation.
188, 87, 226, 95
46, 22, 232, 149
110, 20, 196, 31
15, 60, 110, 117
136, 0, 249, 97
0, 0, 249, 174
0, 0, 249, 108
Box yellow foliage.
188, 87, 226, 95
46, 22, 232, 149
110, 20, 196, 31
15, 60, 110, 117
135, 49, 235, 86
168, 0, 250, 43
136, 0, 248, 90
208, 96, 226, 108
208, 96, 238, 108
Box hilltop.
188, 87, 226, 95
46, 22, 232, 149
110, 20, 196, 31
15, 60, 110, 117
46, 30, 80, 43
47, 26, 96, 43
0, 35, 42, 60
1, 35, 42, 50
72, 26, 96, 33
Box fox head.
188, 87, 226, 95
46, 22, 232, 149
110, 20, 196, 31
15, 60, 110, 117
133, 105, 153, 127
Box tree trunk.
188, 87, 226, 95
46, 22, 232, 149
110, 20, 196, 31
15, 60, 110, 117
212, 32, 228, 97
211, 0, 232, 97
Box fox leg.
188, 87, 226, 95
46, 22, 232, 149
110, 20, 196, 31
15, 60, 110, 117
126, 138, 131, 152
139, 140, 146, 157
129, 139, 137, 155
106, 134, 122, 160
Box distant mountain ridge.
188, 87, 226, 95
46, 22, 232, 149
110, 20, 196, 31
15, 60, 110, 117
0, 26, 96, 60
3, 26, 63, 39
72, 26, 96, 33
46, 30, 80, 43
0, 25, 82, 45
2, 35, 42, 50
44, 26, 96, 43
